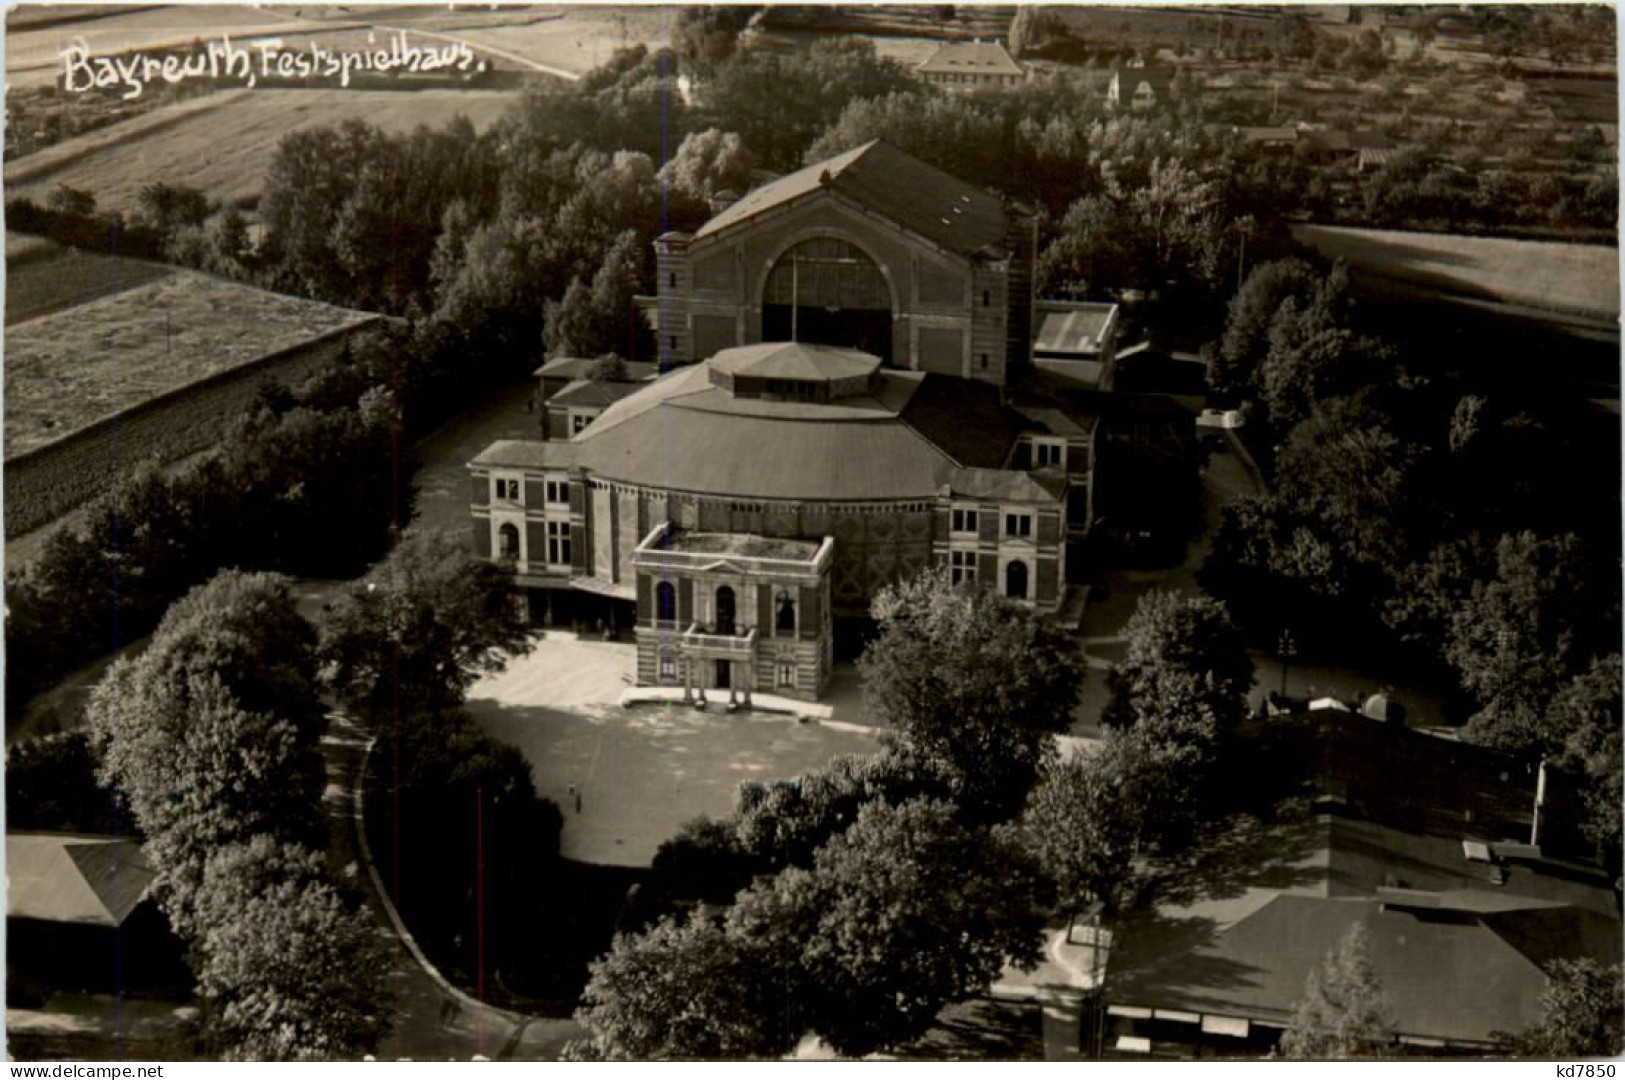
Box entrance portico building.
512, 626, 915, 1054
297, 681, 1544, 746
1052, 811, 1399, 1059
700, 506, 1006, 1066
631, 522, 834, 703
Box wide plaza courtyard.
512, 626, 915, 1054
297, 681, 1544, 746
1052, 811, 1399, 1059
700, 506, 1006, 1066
464, 633, 880, 867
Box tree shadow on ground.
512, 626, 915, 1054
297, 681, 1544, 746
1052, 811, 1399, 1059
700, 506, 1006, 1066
890, 997, 1045, 1061
1138, 806, 1329, 912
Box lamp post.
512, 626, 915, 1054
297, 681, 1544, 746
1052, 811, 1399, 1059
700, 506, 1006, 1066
1278, 627, 1298, 699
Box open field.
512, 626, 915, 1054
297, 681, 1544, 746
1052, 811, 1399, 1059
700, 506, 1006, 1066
394, 5, 676, 75
6, 4, 671, 90
1292, 224, 1620, 325
5, 269, 376, 457
5, 3, 342, 88
5, 86, 517, 215
6, 232, 176, 325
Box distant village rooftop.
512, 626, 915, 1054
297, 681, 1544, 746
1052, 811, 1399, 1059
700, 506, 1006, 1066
5, 270, 379, 458
916, 39, 1023, 77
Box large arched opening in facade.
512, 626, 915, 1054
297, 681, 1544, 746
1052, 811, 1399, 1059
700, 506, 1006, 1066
762, 237, 893, 363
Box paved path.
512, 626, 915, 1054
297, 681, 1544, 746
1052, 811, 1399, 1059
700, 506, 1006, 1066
321, 715, 583, 1061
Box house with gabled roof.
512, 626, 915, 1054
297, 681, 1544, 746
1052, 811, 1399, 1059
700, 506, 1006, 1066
915, 39, 1025, 93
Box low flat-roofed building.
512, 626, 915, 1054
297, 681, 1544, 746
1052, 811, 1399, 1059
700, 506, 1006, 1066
1032, 300, 1120, 390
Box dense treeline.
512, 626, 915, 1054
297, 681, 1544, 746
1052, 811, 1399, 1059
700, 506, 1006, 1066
87, 572, 389, 1059
1201, 257, 1622, 866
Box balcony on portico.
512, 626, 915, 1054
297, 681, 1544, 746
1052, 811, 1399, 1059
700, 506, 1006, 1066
680, 623, 757, 657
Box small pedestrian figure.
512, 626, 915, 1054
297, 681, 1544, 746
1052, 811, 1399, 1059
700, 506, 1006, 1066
569, 782, 581, 815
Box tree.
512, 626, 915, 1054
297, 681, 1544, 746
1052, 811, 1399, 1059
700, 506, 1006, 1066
858, 567, 1086, 821
1012, 741, 1142, 914
541, 228, 652, 361
673, 6, 759, 74
706, 38, 919, 170
733, 748, 949, 869
194, 837, 390, 1060
726, 799, 1050, 1057
46, 183, 97, 217
658, 127, 758, 204
572, 912, 794, 1060
1279, 922, 1392, 1059
1505, 959, 1624, 1058
86, 571, 328, 934
1256, 266, 1356, 430
1212, 258, 1320, 399
621, 816, 764, 934
5, 732, 135, 836
587, 353, 629, 382
1546, 654, 1623, 859
1452, 533, 1600, 759
1041, 158, 1230, 300
137, 181, 209, 240
1104, 590, 1252, 732
319, 529, 533, 722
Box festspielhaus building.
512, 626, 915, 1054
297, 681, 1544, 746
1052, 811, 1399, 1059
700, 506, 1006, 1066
471, 141, 1122, 702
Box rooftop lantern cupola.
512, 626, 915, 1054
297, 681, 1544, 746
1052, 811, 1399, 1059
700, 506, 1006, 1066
707, 342, 883, 404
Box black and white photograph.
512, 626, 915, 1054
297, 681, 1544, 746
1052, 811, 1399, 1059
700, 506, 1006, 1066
2, 0, 1621, 1065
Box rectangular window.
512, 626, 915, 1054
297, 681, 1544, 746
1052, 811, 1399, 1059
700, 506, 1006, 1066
951, 508, 978, 534
1034, 440, 1064, 468
545, 480, 569, 505
1005, 513, 1032, 539
778, 662, 796, 688
950, 550, 977, 585
571, 414, 592, 435
659, 655, 675, 680
546, 521, 571, 567
494, 477, 520, 501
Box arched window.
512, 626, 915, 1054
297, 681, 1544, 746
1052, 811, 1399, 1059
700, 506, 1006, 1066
715, 585, 737, 635
655, 581, 676, 623
1005, 560, 1029, 601
776, 591, 796, 635
764, 237, 889, 311
762, 236, 893, 362
497, 523, 520, 561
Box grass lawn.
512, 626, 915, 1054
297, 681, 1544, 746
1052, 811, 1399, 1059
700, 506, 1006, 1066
466, 634, 881, 867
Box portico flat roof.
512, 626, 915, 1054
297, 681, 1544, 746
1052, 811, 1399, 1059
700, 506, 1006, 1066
658, 531, 822, 561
